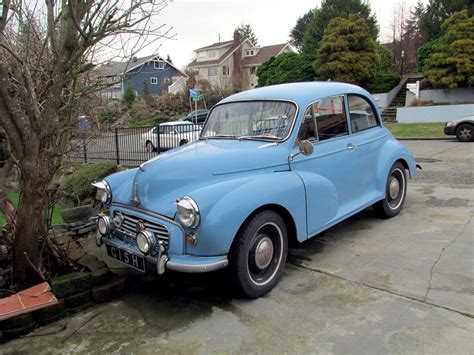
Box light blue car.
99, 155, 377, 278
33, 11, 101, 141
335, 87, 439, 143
93, 82, 417, 298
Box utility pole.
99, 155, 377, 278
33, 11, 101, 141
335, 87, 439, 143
217, 33, 221, 43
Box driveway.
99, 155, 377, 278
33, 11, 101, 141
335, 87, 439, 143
2, 140, 473, 354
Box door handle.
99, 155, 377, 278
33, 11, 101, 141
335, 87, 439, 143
347, 143, 357, 150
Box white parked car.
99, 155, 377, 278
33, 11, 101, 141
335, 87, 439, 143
142, 121, 201, 152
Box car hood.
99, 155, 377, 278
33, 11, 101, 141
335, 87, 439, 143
112, 139, 290, 218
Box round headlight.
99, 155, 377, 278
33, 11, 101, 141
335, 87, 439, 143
176, 196, 200, 228
92, 180, 112, 205
97, 215, 112, 235
137, 230, 155, 254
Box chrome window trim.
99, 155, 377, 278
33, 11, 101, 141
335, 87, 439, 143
294, 94, 349, 147
200, 98, 300, 144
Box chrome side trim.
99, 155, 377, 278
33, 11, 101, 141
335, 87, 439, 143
166, 259, 229, 273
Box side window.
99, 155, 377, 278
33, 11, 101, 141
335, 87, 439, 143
298, 105, 318, 142
348, 95, 378, 133
314, 96, 348, 141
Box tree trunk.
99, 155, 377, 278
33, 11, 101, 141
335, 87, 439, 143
13, 163, 53, 280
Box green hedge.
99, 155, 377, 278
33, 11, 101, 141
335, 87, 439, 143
60, 162, 118, 204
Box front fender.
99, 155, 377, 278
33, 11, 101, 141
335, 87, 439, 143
376, 138, 416, 193
187, 172, 307, 256
104, 168, 138, 205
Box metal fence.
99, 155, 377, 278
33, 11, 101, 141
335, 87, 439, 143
66, 123, 203, 167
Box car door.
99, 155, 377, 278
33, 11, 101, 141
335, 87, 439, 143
290, 95, 365, 237
346, 94, 387, 202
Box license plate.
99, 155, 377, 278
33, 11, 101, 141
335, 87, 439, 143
106, 244, 145, 272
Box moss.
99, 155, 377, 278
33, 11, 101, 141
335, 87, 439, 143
50, 272, 92, 298
60, 162, 117, 204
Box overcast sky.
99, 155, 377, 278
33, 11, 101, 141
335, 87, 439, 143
151, 0, 426, 69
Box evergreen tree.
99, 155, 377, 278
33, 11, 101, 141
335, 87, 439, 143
289, 9, 316, 51
424, 10, 474, 89
314, 14, 376, 88
256, 53, 315, 87
301, 0, 378, 54
421, 0, 470, 41
123, 82, 136, 106
166, 54, 173, 64
237, 24, 258, 46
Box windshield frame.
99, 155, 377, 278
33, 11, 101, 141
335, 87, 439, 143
199, 99, 300, 143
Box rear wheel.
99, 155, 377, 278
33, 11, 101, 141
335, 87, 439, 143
146, 141, 155, 152
456, 124, 473, 142
229, 210, 288, 298
373, 161, 407, 219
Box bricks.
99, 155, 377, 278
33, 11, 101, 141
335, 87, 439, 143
33, 300, 67, 326
68, 249, 86, 262
64, 290, 92, 309
92, 275, 127, 303
50, 272, 92, 298
91, 267, 110, 285
0, 314, 36, 340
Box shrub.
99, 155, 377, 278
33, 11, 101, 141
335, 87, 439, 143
60, 162, 118, 205
409, 98, 434, 107
122, 83, 136, 106
366, 72, 401, 93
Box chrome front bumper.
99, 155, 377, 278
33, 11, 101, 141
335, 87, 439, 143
97, 204, 229, 274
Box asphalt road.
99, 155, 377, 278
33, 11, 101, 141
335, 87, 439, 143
2, 140, 473, 354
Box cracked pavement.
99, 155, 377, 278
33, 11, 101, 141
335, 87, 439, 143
1, 139, 473, 354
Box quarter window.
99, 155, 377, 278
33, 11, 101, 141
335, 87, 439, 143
314, 96, 348, 141
348, 95, 378, 133
298, 106, 318, 141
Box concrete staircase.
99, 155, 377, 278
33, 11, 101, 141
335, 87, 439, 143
381, 76, 421, 123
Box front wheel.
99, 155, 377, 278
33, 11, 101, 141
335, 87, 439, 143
373, 161, 407, 218
229, 210, 288, 298
456, 124, 474, 142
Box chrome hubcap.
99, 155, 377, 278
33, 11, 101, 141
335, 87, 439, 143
389, 177, 400, 199
255, 236, 274, 270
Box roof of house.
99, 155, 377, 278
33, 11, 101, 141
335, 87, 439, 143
241, 43, 290, 66
98, 55, 185, 77
188, 42, 291, 69
187, 45, 237, 68
195, 40, 234, 51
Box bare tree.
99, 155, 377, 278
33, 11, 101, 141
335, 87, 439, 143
390, 1, 410, 75
0, 0, 174, 281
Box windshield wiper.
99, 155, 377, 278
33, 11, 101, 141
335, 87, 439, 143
201, 134, 238, 140
238, 134, 281, 141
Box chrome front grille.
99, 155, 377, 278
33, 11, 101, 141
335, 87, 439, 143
115, 212, 170, 247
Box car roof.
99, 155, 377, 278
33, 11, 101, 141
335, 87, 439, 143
161, 121, 193, 126
219, 82, 372, 108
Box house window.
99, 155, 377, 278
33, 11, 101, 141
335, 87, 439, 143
250, 66, 257, 75
154, 61, 166, 70
150, 77, 158, 85
198, 51, 206, 59
208, 67, 218, 76
222, 66, 229, 76
208, 50, 218, 58
245, 50, 255, 56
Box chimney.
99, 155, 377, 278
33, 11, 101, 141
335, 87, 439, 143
233, 29, 241, 48
132, 56, 138, 62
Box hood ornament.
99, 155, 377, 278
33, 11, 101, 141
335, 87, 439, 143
131, 182, 140, 206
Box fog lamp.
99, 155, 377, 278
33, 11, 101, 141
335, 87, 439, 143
137, 230, 155, 254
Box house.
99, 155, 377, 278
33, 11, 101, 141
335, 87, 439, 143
98, 55, 187, 98
187, 32, 293, 92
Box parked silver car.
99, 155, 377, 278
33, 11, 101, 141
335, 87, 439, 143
142, 121, 201, 151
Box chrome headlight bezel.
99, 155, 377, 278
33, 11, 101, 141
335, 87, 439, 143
97, 214, 112, 235
176, 196, 200, 229
92, 180, 112, 205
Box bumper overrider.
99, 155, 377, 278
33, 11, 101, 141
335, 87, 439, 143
95, 204, 228, 275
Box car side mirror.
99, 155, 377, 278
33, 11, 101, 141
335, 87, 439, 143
299, 140, 314, 156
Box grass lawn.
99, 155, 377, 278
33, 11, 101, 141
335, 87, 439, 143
0, 191, 64, 227
385, 122, 447, 138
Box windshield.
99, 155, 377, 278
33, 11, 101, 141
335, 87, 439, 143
201, 101, 297, 141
